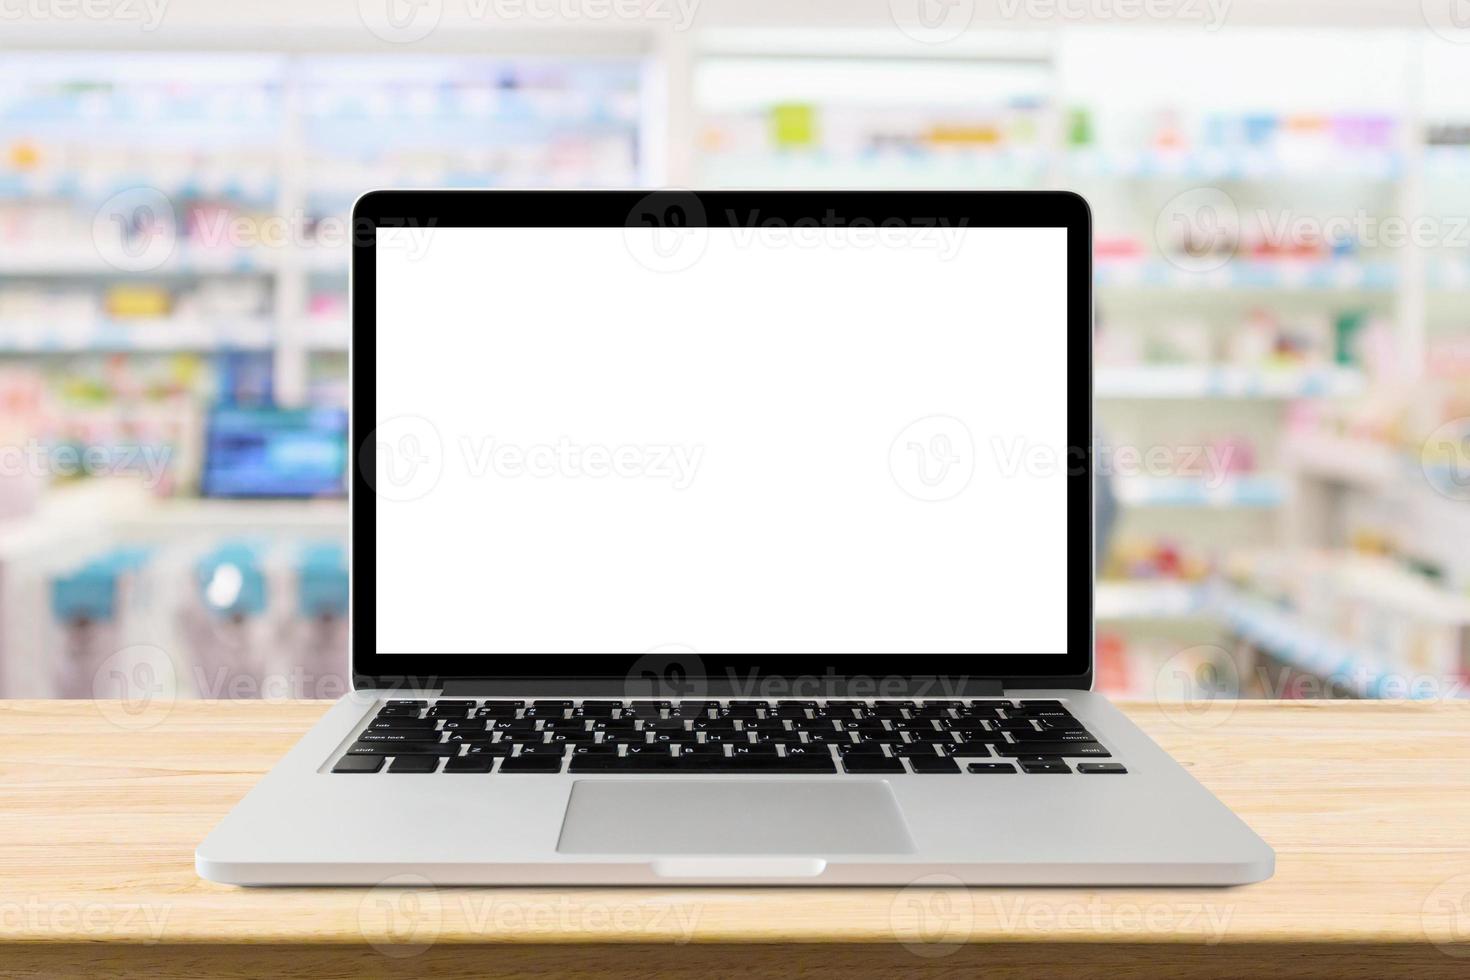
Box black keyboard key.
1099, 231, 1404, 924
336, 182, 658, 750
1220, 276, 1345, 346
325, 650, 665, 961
1020, 760, 1071, 774
377, 741, 459, 756
948, 744, 992, 758
569, 752, 835, 773
438, 719, 487, 732
996, 742, 1110, 758
908, 756, 961, 774
966, 763, 1017, 774
368, 718, 438, 731
500, 754, 564, 773
444, 756, 494, 773
445, 731, 494, 745
1077, 763, 1128, 774
843, 755, 904, 774
892, 743, 940, 758
532, 700, 574, 709
580, 700, 623, 708
388, 755, 440, 773
463, 742, 514, 757
386, 699, 428, 707
570, 751, 674, 771
357, 731, 444, 745
332, 754, 384, 773
1009, 730, 1096, 743
1012, 707, 1075, 720
730, 743, 778, 757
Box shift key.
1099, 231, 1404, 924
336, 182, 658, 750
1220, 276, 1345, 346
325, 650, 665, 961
995, 741, 1110, 758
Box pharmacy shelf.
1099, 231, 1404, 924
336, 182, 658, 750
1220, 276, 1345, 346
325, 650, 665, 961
1095, 365, 1365, 400
1095, 581, 1214, 620
1067, 148, 1401, 181
1115, 475, 1287, 509
0, 318, 275, 353
1280, 433, 1403, 489
0, 247, 280, 277
697, 151, 1046, 189
1095, 258, 1398, 292
1220, 591, 1462, 700
1428, 257, 1470, 292
0, 173, 278, 203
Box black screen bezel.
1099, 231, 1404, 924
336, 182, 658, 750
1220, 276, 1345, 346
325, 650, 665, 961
351, 190, 1093, 692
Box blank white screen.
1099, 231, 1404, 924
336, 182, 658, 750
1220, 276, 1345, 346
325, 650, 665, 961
374, 224, 1069, 654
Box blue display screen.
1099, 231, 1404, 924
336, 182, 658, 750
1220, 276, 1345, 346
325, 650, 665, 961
201, 406, 348, 498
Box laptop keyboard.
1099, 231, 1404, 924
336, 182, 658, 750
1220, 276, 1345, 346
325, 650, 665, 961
330, 699, 1124, 775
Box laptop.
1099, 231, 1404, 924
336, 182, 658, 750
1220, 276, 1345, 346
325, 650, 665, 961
196, 190, 1274, 886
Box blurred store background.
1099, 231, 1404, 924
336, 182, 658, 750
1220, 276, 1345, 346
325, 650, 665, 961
2, 2, 1468, 700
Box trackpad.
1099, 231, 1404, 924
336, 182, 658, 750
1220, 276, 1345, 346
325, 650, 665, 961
557, 780, 916, 855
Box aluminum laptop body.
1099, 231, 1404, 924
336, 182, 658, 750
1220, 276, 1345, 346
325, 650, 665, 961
197, 191, 1274, 886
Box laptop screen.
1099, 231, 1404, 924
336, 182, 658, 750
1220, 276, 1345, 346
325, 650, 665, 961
372, 221, 1069, 656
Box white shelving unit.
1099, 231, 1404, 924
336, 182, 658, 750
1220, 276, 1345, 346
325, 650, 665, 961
2, 11, 1468, 697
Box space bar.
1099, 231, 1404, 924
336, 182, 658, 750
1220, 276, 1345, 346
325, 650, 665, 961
569, 754, 836, 773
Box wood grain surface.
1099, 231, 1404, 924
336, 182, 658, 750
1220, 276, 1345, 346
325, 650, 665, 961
2, 699, 1467, 978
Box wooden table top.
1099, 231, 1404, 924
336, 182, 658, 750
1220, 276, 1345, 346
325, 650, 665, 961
2, 699, 1467, 978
